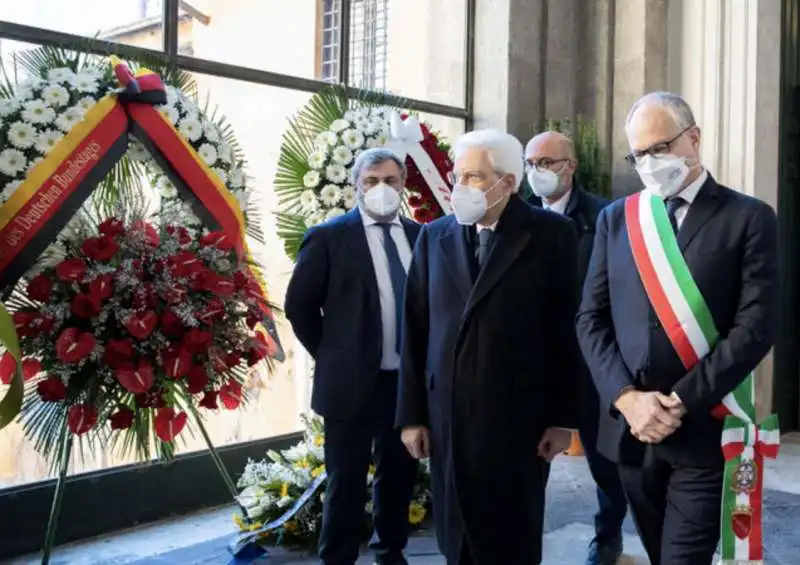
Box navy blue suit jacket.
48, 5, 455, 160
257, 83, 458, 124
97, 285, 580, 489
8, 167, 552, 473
576, 175, 778, 467
284, 208, 422, 420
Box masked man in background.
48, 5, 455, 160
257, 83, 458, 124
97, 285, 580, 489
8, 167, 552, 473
285, 148, 422, 565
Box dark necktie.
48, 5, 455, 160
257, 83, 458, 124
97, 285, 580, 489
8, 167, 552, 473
379, 223, 406, 353
477, 228, 494, 269
666, 196, 685, 235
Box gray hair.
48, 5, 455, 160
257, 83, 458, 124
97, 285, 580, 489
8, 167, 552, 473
625, 91, 697, 131
350, 148, 407, 184
452, 129, 525, 193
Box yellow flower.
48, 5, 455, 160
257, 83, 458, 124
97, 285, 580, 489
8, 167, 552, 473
280, 482, 289, 498
284, 520, 298, 533
313, 435, 324, 447
233, 514, 247, 530
368, 464, 377, 475
296, 457, 310, 469
408, 502, 426, 525
312, 465, 326, 478
248, 521, 263, 531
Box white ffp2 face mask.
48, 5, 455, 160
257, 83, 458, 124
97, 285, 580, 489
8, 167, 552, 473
635, 154, 689, 198
527, 168, 561, 198
361, 182, 401, 217
449, 180, 504, 225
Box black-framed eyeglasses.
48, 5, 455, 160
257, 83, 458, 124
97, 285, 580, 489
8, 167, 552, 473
524, 158, 571, 173
624, 126, 695, 166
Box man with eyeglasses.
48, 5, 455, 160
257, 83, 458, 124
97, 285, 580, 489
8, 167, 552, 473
397, 129, 582, 564
524, 131, 622, 565
576, 92, 778, 564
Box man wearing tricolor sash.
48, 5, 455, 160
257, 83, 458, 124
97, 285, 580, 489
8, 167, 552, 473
576, 92, 778, 564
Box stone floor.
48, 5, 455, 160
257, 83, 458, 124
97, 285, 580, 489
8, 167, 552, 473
8, 438, 800, 565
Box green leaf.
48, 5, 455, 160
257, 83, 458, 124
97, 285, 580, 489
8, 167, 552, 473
544, 116, 612, 199
0, 302, 23, 430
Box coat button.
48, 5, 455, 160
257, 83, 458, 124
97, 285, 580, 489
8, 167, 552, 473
650, 319, 661, 329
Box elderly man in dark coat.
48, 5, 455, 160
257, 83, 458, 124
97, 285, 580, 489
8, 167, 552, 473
396, 129, 583, 565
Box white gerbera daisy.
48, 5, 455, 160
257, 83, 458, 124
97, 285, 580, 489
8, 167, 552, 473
165, 86, 180, 107
344, 110, 359, 121
329, 119, 350, 132
158, 104, 180, 124
331, 146, 353, 166
299, 190, 319, 211
73, 72, 99, 93
198, 143, 218, 166
342, 185, 357, 209
21, 100, 56, 125
180, 99, 199, 118
229, 168, 246, 188
319, 184, 342, 206
325, 208, 346, 220
307, 150, 327, 170
341, 129, 365, 150
303, 170, 321, 188
76, 96, 97, 113
127, 141, 150, 161
178, 117, 203, 141
217, 142, 233, 164
307, 211, 325, 226
34, 129, 64, 154
211, 167, 227, 185
314, 131, 338, 149
8, 121, 37, 149
158, 176, 179, 199
203, 122, 221, 143
41, 84, 70, 107
0, 179, 22, 203
325, 164, 347, 184
0, 98, 20, 117
0, 148, 27, 176
47, 67, 76, 85
54, 107, 84, 132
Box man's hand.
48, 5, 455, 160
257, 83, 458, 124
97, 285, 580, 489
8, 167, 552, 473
401, 426, 430, 459
658, 391, 687, 417
615, 390, 682, 443
537, 428, 572, 462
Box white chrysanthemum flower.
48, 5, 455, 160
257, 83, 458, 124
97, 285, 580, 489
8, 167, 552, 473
178, 117, 203, 141
217, 142, 233, 164
158, 104, 180, 124
314, 131, 338, 149
366, 137, 382, 149
299, 190, 319, 211
354, 116, 370, 131
0, 180, 22, 204
343, 110, 359, 121
329, 119, 350, 132
21, 100, 56, 125
41, 84, 70, 107
211, 167, 227, 185
307, 211, 324, 226
375, 133, 389, 146
47, 67, 76, 85
325, 207, 346, 220
127, 141, 150, 161
341, 129, 365, 150
165, 86, 179, 106
8, 121, 37, 149
319, 184, 342, 206
0, 148, 27, 177
0, 98, 20, 117
34, 129, 64, 154
325, 163, 347, 184
371, 117, 387, 133
331, 145, 353, 166
198, 143, 218, 166
229, 168, 246, 188
76, 96, 97, 113
73, 72, 98, 93
14, 86, 35, 101
303, 170, 321, 188
158, 176, 179, 199
54, 107, 84, 132
342, 185, 357, 209
180, 99, 199, 118
203, 122, 221, 143
307, 149, 327, 170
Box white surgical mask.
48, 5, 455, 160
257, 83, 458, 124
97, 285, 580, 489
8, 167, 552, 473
527, 168, 562, 198
450, 180, 504, 225
635, 154, 690, 199
361, 182, 401, 218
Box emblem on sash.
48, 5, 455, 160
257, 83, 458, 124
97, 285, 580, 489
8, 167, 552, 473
731, 504, 753, 539
731, 459, 757, 494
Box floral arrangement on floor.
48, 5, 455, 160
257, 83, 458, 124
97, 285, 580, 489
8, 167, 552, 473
234, 414, 432, 548
274, 86, 453, 261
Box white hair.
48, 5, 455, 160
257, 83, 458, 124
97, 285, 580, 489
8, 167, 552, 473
452, 129, 525, 192
625, 91, 697, 132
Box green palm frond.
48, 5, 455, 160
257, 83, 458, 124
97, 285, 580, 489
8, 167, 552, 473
275, 212, 309, 262
545, 116, 612, 199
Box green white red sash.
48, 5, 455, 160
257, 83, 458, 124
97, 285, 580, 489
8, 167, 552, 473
624, 191, 780, 563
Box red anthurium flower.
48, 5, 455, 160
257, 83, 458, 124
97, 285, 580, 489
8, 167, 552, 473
181, 328, 213, 355
99, 218, 125, 237
131, 220, 160, 246
81, 235, 120, 262
186, 365, 210, 394
55, 258, 87, 283
55, 328, 96, 364
197, 298, 225, 324
160, 310, 184, 338
199, 390, 218, 410
13, 311, 54, 337
166, 225, 192, 246
200, 230, 237, 251
408, 194, 423, 207
37, 376, 66, 402
162, 285, 188, 305
27, 274, 54, 302
247, 331, 276, 366
109, 407, 135, 430
154, 407, 187, 442
161, 345, 191, 379
67, 404, 98, 435
168, 252, 204, 278
116, 359, 155, 394
22, 358, 42, 381
197, 271, 235, 297
219, 380, 243, 410
124, 310, 158, 340
88, 274, 114, 301
0, 353, 16, 384
71, 293, 102, 319
103, 339, 135, 369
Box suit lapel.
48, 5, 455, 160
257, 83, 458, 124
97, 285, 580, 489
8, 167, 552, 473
439, 221, 474, 302
345, 208, 380, 301
678, 175, 724, 251
466, 197, 531, 312
401, 217, 421, 248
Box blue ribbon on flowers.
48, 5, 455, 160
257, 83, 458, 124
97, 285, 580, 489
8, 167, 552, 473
228, 471, 328, 562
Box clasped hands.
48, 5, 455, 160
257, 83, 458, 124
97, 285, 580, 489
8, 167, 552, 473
615, 389, 686, 444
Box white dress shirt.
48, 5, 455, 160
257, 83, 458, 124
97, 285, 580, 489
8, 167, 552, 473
360, 209, 413, 370
542, 188, 572, 215
672, 169, 708, 228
